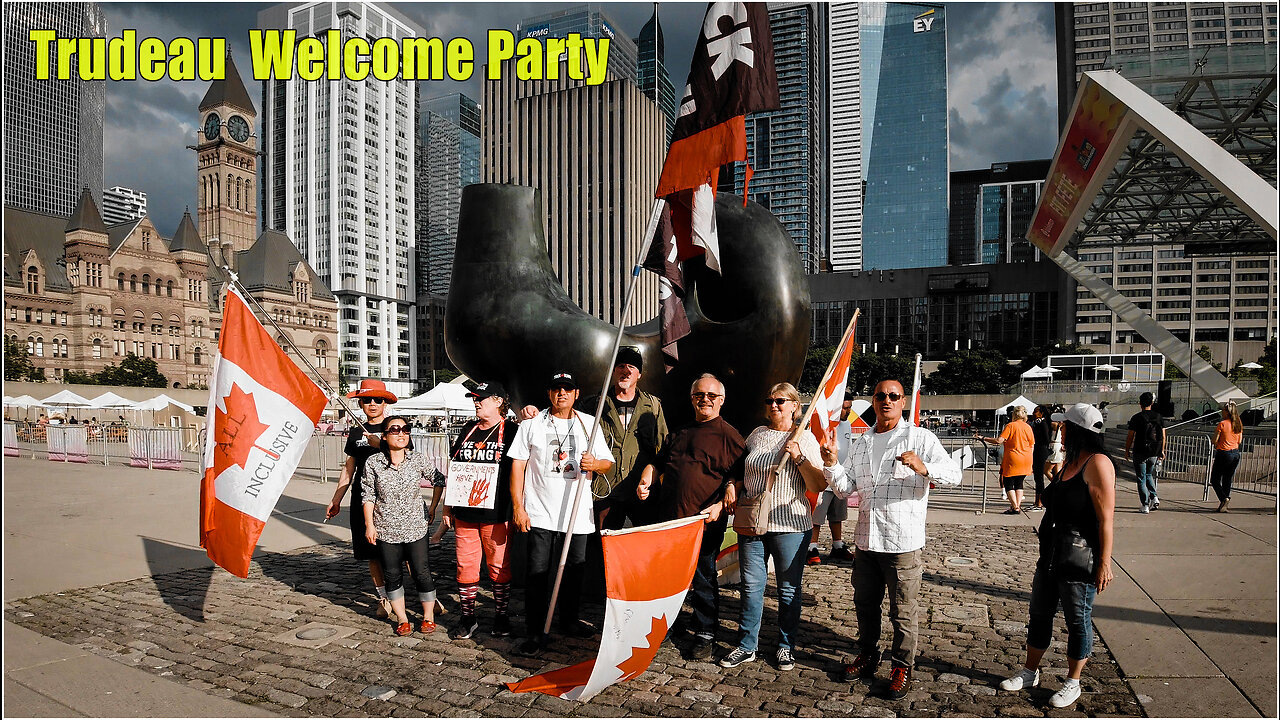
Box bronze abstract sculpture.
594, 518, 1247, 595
444, 184, 810, 432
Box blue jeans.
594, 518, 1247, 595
1134, 456, 1158, 507
688, 517, 727, 640
736, 531, 808, 653
1210, 449, 1241, 501
1027, 567, 1097, 660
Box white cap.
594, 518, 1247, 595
1051, 403, 1105, 434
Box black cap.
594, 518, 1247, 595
615, 346, 643, 372
466, 381, 508, 400
548, 372, 578, 390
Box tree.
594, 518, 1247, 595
94, 354, 167, 388
3, 336, 43, 382
798, 345, 837, 394
1254, 336, 1277, 395
798, 346, 915, 397
926, 349, 1020, 395
63, 370, 99, 385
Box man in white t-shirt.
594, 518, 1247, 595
509, 372, 614, 656
821, 379, 961, 700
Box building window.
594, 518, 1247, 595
167, 280, 174, 297
34, 337, 43, 357
316, 340, 328, 368
93, 339, 102, 359
130, 275, 137, 292
193, 347, 202, 365
26, 266, 39, 294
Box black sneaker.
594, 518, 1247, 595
689, 636, 714, 661
828, 545, 854, 562
805, 546, 822, 565
776, 647, 795, 671
719, 647, 756, 668
885, 665, 912, 700
455, 614, 479, 639
491, 615, 511, 637
842, 649, 880, 680
515, 635, 545, 657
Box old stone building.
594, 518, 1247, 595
3, 52, 338, 391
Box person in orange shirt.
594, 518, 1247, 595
1209, 401, 1244, 513
978, 405, 1036, 514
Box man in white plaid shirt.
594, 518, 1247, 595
821, 379, 961, 700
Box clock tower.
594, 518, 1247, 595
194, 50, 257, 256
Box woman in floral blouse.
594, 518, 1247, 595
362, 415, 443, 635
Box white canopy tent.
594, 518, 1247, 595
5, 395, 44, 409
134, 394, 196, 413
88, 392, 138, 410
41, 390, 93, 408
1020, 365, 1050, 379
396, 383, 475, 415
995, 395, 1039, 416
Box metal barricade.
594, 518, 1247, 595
1162, 433, 1214, 496
126, 427, 185, 471
46, 425, 90, 463
411, 431, 451, 487
3, 421, 19, 457
1228, 435, 1278, 498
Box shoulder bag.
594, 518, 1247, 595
1051, 525, 1096, 579
734, 442, 787, 536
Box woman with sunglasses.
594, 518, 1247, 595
720, 383, 829, 671
326, 379, 397, 618
362, 415, 443, 635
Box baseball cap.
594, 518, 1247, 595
548, 372, 578, 390
466, 381, 508, 400
615, 346, 643, 372
1051, 403, 1105, 434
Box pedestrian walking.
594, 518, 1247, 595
508, 372, 614, 656
362, 416, 444, 636
808, 399, 856, 564
719, 382, 827, 672
1029, 406, 1052, 510
441, 381, 518, 639
1045, 406, 1066, 483
636, 372, 744, 660
1000, 402, 1115, 709
1209, 401, 1244, 512
977, 405, 1035, 514
822, 378, 962, 699
1124, 392, 1165, 513
326, 379, 398, 618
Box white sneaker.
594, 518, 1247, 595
999, 668, 1039, 692
1139, 505, 1150, 514
1049, 681, 1081, 708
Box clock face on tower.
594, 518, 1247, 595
228, 115, 250, 143
203, 114, 220, 141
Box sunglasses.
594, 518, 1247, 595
384, 426, 410, 435
765, 398, 791, 406
691, 392, 722, 400
873, 392, 904, 402
358, 398, 386, 405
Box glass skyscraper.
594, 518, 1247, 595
949, 160, 1049, 266
3, 2, 105, 218
518, 4, 638, 84
860, 3, 949, 270
417, 93, 480, 297
729, 3, 827, 275
636, 4, 676, 143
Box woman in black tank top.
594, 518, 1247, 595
999, 403, 1115, 710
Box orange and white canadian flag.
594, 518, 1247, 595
200, 286, 327, 578
808, 316, 859, 449
506, 516, 705, 701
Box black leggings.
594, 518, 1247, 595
377, 536, 435, 604
1032, 450, 1049, 499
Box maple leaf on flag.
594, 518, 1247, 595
211, 383, 270, 478
615, 615, 669, 682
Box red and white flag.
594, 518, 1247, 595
507, 516, 705, 702
808, 317, 859, 447
907, 353, 924, 427
200, 286, 327, 578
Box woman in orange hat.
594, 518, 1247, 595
326, 379, 399, 618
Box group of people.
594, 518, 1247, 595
326, 350, 1121, 707
978, 403, 1070, 514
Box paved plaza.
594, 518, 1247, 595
4, 457, 1276, 717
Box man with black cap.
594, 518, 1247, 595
588, 346, 669, 530
509, 372, 615, 655
441, 381, 519, 638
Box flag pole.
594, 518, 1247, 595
543, 197, 667, 636
907, 353, 923, 426
219, 268, 363, 426
774, 308, 860, 475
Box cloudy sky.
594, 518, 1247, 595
95, 1, 1058, 236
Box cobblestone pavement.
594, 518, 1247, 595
5, 524, 1142, 717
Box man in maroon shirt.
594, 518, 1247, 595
637, 373, 745, 660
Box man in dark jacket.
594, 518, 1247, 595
589, 346, 669, 530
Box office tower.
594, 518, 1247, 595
259, 2, 420, 391
636, 4, 676, 141
417, 94, 480, 297
415, 93, 480, 375
3, 2, 105, 217
482, 63, 664, 326
102, 186, 148, 225
828, 2, 949, 271
1055, 2, 1277, 127
727, 3, 827, 275
519, 4, 639, 84
949, 160, 1050, 266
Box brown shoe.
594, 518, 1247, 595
885, 665, 912, 700
842, 649, 880, 681
376, 598, 393, 619
1218, 498, 1230, 513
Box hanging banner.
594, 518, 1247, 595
1026, 75, 1136, 257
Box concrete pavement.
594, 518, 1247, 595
4, 456, 1276, 717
